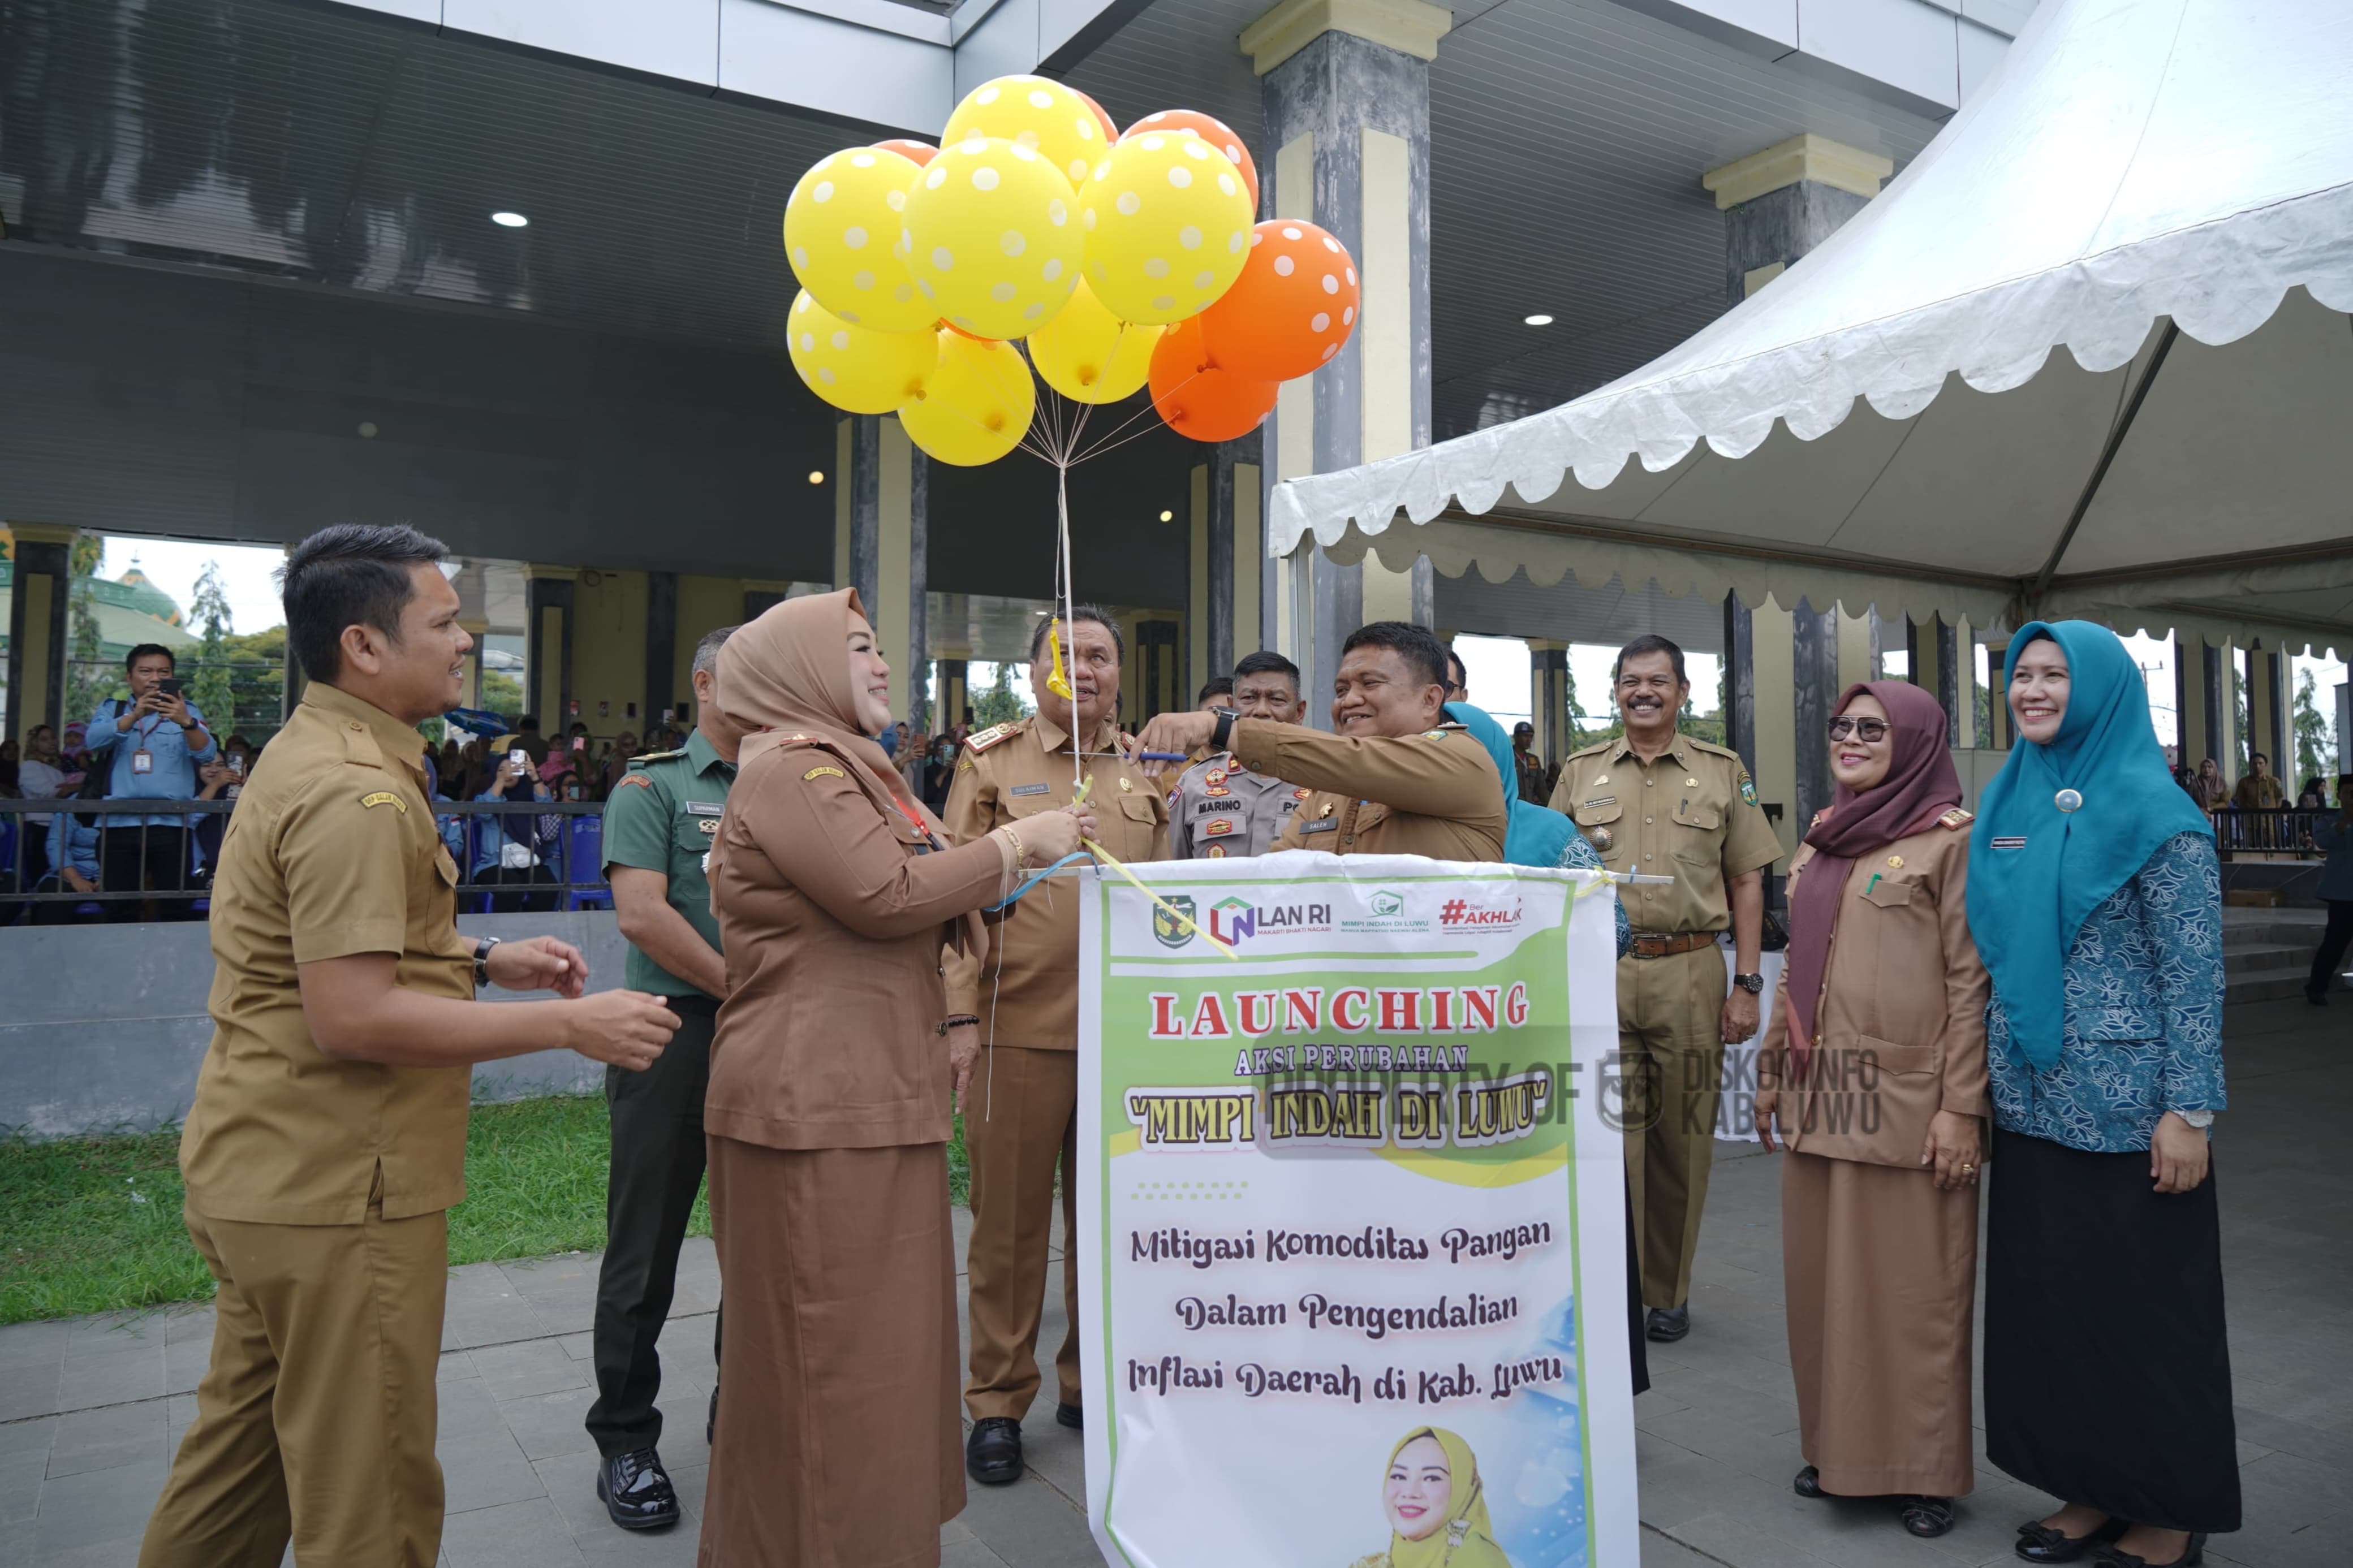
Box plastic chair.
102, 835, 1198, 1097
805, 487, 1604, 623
566, 816, 613, 911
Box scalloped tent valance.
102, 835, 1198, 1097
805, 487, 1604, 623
1270, 0, 2353, 659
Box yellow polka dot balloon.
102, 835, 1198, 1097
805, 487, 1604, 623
1079, 131, 1254, 326
900, 330, 1036, 466
941, 74, 1108, 191
786, 290, 940, 416
782, 147, 932, 334
1026, 275, 1163, 404
903, 135, 1083, 340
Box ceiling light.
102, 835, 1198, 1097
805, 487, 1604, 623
1159, 509, 1174, 522
1523, 313, 1554, 326
490, 211, 529, 228
808, 470, 825, 484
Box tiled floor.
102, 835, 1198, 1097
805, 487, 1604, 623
2, 995, 2341, 1566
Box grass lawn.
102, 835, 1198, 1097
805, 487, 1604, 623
1, 1098, 975, 1326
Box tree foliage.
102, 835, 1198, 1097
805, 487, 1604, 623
187, 562, 237, 732
2293, 667, 2334, 789
973, 663, 1031, 728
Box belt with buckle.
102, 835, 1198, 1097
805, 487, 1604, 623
1627, 931, 1718, 960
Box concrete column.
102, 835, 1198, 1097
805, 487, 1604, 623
2193, 639, 2223, 767
871, 418, 923, 724
4, 524, 74, 745
1911, 615, 1960, 746
939, 658, 969, 730
1248, 0, 1449, 719
1723, 594, 1756, 777
1750, 597, 1797, 858
1528, 641, 1568, 771
1792, 598, 1838, 832
524, 565, 576, 730
1702, 134, 1893, 306
1189, 438, 1266, 695
644, 572, 677, 728
2250, 645, 2286, 775
1986, 636, 2015, 750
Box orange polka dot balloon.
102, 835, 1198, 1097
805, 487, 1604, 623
874, 139, 937, 167
1122, 109, 1258, 214
1071, 88, 1119, 148
1149, 316, 1277, 443
1197, 219, 1359, 383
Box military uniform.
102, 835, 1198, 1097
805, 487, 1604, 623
1548, 733, 1782, 1310
141, 683, 473, 1568
1253, 719, 1509, 860
941, 715, 1166, 1422
1167, 750, 1306, 857
586, 729, 734, 1462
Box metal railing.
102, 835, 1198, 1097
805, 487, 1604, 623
0, 798, 614, 921
2206, 806, 2338, 858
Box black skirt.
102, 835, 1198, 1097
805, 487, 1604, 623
1984, 1127, 2240, 1532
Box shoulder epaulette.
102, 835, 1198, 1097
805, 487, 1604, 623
1685, 736, 1743, 759
1566, 738, 1614, 758
627, 749, 686, 769
1939, 807, 1974, 829
965, 722, 1020, 754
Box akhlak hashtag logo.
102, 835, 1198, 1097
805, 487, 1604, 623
1440, 899, 1467, 923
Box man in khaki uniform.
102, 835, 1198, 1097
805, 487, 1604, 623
1548, 634, 1779, 1342
1132, 622, 1506, 861
139, 525, 677, 1568
942, 607, 1167, 1485
1168, 651, 1311, 858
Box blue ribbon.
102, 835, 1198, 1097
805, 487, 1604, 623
984, 852, 1092, 912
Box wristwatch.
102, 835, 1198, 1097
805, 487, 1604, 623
2175, 1108, 2215, 1129
1210, 707, 1237, 753
473, 936, 502, 989
1731, 971, 1766, 995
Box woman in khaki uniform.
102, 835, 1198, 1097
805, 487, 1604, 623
1752, 680, 1989, 1540
696, 591, 1090, 1567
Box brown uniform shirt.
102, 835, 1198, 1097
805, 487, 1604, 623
1253, 719, 1508, 861
1757, 810, 1991, 1164
941, 714, 1167, 1048
1168, 750, 1305, 858
706, 735, 1012, 1149
1548, 733, 1781, 932
178, 683, 474, 1225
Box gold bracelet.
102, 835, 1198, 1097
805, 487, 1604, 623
1002, 825, 1027, 869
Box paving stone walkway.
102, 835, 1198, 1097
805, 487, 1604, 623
3, 995, 2341, 1566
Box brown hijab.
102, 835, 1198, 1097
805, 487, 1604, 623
1785, 680, 1962, 1075
711, 589, 987, 949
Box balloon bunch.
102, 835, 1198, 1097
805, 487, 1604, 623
782, 76, 1360, 466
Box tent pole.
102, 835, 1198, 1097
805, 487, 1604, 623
2029, 321, 2181, 602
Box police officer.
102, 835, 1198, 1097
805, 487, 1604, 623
1548, 634, 1780, 1344
1132, 623, 1506, 861
140, 525, 676, 1568
943, 607, 1168, 1484
585, 625, 748, 1530
1169, 651, 1312, 858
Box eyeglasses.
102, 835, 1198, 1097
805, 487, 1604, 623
1827, 717, 1890, 742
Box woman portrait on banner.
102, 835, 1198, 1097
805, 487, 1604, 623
695, 589, 1093, 1567
1751, 681, 1986, 1540
1348, 1428, 1512, 1568
1970, 622, 2234, 1568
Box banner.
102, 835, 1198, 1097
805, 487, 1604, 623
1078, 854, 1639, 1568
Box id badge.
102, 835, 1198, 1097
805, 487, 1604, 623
131, 748, 155, 775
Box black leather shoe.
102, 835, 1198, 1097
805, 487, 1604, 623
706, 1386, 718, 1446
2308, 984, 2330, 1006
2016, 1515, 2124, 1563
2093, 1534, 2206, 1568
1793, 1465, 1827, 1499
1055, 1401, 1084, 1430
1902, 1496, 1956, 1537
596, 1448, 680, 1531
967, 1416, 1024, 1485
1644, 1306, 1690, 1342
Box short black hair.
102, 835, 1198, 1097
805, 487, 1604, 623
1614, 633, 1688, 685
1445, 649, 1467, 692
124, 643, 175, 672
518, 714, 541, 732
1029, 604, 1123, 664
1342, 621, 1449, 690
1197, 676, 1234, 705
1234, 650, 1301, 691
279, 524, 450, 684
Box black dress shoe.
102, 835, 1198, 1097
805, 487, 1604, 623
596, 1448, 680, 1531
967, 1416, 1024, 1485
1793, 1465, 1827, 1499
1644, 1306, 1690, 1342
1901, 1496, 1956, 1537
2093, 1534, 2206, 1568
1055, 1401, 1084, 1430
707, 1386, 718, 1446
2016, 1515, 2124, 1563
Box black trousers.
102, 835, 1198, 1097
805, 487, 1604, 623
587, 998, 719, 1457
100, 824, 192, 920
2309, 900, 2353, 994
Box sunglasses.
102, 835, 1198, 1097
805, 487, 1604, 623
1827, 717, 1890, 742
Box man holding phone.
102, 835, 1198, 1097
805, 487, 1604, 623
87, 643, 218, 920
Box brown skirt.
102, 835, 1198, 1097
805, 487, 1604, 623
1782, 1150, 1978, 1497
697, 1137, 964, 1568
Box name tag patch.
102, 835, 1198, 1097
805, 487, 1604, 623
1299, 818, 1338, 835
1990, 836, 2028, 849
1584, 796, 1616, 809
688, 799, 727, 813
1194, 798, 1240, 812
1010, 783, 1051, 797
359, 791, 407, 813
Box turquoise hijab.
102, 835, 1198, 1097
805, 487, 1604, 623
1445, 703, 1576, 869
1966, 621, 2212, 1069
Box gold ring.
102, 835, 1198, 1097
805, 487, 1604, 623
1960, 1164, 1975, 1172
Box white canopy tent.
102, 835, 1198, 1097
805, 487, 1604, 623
1267, 0, 2353, 657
